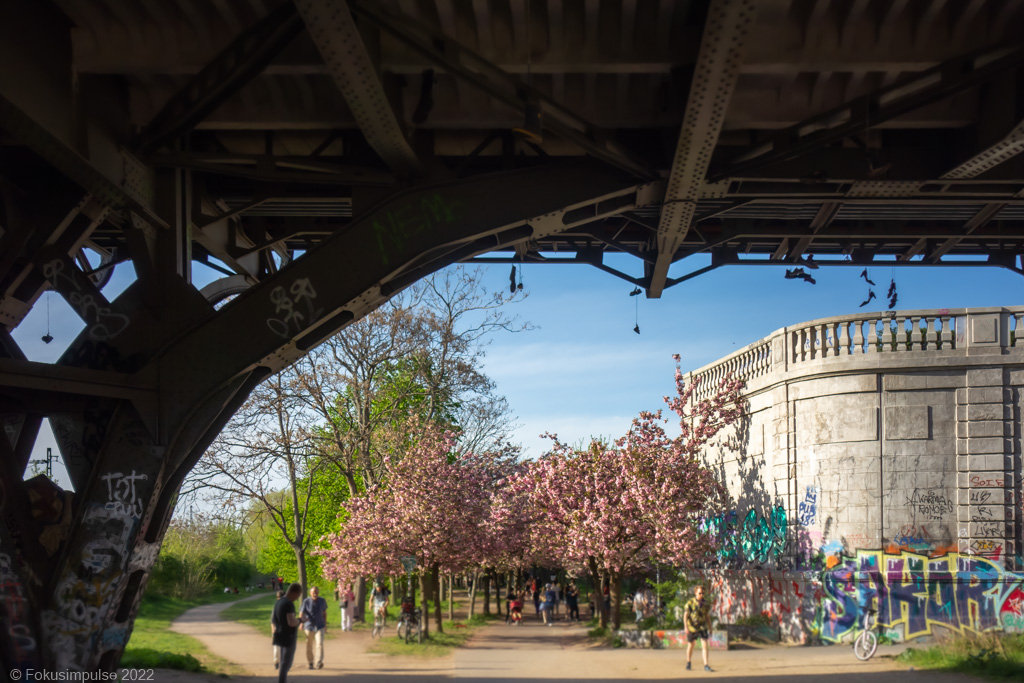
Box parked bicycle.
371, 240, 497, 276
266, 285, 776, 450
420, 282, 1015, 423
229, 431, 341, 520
396, 596, 422, 643
853, 608, 878, 660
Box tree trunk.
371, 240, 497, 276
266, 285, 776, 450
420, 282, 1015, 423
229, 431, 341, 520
419, 570, 430, 639
468, 569, 479, 618
588, 557, 607, 628
482, 571, 491, 615
448, 574, 454, 622
355, 577, 367, 622
291, 541, 308, 596
493, 570, 502, 616
609, 569, 623, 631
431, 563, 444, 633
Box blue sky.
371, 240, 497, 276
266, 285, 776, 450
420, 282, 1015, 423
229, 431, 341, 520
15, 251, 1023, 489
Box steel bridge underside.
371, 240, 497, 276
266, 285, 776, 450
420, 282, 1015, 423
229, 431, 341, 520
1, 0, 1024, 671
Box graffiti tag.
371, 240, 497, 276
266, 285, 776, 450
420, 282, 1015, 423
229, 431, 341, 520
372, 194, 464, 265
906, 489, 953, 520
43, 259, 130, 341
798, 486, 818, 526
100, 471, 148, 518
266, 278, 322, 339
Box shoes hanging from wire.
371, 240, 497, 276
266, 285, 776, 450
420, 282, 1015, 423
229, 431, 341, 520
785, 267, 816, 284
41, 290, 53, 344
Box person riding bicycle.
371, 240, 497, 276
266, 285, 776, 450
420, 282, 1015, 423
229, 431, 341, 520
370, 580, 390, 624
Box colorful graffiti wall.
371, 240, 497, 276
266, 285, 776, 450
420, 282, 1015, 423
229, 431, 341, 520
818, 550, 1024, 641
699, 506, 788, 565
703, 550, 1024, 643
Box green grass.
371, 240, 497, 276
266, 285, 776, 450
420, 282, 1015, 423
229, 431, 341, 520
221, 593, 278, 637
898, 633, 1024, 680
367, 613, 497, 658
123, 591, 249, 675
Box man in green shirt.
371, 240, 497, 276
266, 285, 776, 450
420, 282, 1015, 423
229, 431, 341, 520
684, 586, 713, 672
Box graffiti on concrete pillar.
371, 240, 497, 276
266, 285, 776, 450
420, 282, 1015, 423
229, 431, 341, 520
798, 486, 817, 526
818, 550, 1024, 641
905, 489, 954, 521
701, 505, 788, 565
0, 549, 38, 667
44, 501, 140, 669
100, 471, 148, 518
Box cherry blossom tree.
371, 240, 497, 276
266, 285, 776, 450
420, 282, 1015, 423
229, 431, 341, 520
318, 422, 492, 636
513, 360, 745, 629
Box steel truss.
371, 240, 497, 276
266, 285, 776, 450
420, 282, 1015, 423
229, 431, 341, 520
1, 0, 1024, 673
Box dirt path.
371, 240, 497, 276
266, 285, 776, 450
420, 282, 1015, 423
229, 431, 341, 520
162, 599, 984, 682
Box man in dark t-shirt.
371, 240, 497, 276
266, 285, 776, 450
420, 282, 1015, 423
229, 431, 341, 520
271, 583, 304, 683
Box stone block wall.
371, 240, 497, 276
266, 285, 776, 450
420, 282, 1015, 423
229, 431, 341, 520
684, 307, 1024, 643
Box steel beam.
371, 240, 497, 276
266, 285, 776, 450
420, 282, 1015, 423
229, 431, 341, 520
648, 0, 756, 298
154, 161, 638, 432
295, 0, 422, 178
347, 0, 655, 181
927, 202, 1009, 262
942, 119, 1024, 179
0, 357, 154, 403
133, 2, 305, 156
787, 201, 842, 261
713, 43, 1024, 181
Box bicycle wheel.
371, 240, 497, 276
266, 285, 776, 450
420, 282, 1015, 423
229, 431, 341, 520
854, 631, 877, 660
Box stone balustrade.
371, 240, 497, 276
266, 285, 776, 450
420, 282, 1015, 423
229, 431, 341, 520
686, 307, 1024, 399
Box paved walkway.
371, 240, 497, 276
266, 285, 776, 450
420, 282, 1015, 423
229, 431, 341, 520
161, 599, 982, 682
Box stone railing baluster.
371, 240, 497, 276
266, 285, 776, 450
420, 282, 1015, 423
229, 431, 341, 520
852, 319, 865, 354
867, 318, 879, 353
684, 307, 1020, 395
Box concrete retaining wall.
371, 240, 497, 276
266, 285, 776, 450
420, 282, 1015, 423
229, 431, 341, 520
683, 307, 1024, 643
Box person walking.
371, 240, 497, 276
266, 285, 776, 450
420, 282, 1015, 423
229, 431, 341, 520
272, 583, 305, 683
300, 586, 328, 670
565, 579, 579, 621
684, 585, 713, 672
531, 579, 541, 617
271, 590, 284, 668
541, 583, 557, 626
633, 588, 646, 625
338, 583, 355, 631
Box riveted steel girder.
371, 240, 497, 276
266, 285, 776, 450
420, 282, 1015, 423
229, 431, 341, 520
648, 0, 756, 298
132, 2, 305, 157
154, 161, 639, 440
295, 0, 422, 178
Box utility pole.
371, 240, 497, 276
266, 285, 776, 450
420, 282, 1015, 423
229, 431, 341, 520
28, 447, 55, 478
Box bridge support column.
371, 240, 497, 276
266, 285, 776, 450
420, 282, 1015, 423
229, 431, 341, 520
956, 311, 1018, 567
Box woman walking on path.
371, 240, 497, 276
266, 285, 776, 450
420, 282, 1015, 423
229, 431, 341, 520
541, 584, 557, 626
338, 583, 355, 631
